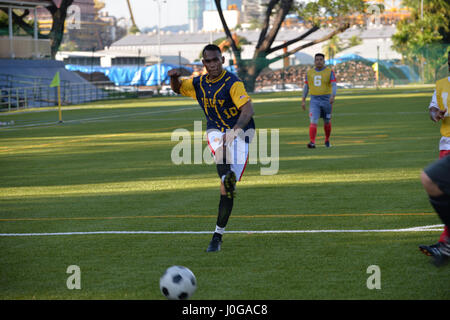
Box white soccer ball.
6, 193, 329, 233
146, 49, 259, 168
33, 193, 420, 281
159, 265, 197, 300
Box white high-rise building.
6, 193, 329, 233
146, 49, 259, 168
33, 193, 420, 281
241, 0, 268, 25
188, 0, 204, 32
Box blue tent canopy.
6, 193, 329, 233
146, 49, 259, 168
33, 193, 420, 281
65, 63, 193, 86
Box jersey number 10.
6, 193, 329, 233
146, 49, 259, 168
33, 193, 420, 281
223, 106, 239, 119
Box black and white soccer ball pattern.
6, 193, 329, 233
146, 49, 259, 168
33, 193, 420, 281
160, 265, 197, 300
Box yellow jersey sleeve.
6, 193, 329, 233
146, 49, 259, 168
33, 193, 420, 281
180, 78, 196, 99
229, 81, 250, 109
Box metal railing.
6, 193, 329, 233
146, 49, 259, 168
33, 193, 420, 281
0, 82, 140, 111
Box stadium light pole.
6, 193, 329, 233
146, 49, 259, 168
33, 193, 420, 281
420, 0, 424, 84
376, 44, 380, 89
154, 0, 166, 88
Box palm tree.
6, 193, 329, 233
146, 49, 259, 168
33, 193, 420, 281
323, 35, 362, 60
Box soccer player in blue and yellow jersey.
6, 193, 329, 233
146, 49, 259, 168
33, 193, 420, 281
168, 44, 255, 252
301, 53, 337, 148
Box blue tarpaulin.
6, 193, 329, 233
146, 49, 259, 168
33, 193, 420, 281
65, 63, 193, 86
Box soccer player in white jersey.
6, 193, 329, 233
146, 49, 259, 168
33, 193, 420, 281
419, 51, 450, 260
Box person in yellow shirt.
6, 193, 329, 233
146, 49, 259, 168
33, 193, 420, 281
419, 51, 450, 261
301, 53, 337, 148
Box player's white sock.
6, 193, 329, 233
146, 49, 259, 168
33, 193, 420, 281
215, 225, 225, 235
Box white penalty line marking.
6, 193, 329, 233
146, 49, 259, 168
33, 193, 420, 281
0, 106, 197, 130
0, 225, 443, 237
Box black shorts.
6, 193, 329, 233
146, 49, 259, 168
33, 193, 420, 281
424, 155, 450, 195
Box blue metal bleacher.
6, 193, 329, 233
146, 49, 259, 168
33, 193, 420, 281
0, 59, 109, 110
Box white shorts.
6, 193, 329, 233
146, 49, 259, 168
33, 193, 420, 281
439, 136, 450, 151
206, 129, 253, 181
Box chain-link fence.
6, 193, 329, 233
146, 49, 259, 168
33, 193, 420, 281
254, 44, 449, 92
0, 80, 141, 111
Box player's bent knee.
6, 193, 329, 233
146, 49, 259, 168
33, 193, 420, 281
421, 171, 444, 197
216, 163, 229, 178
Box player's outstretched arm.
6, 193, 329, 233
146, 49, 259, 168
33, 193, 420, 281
168, 69, 182, 94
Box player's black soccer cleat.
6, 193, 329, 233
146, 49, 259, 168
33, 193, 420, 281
307, 142, 316, 148
427, 240, 450, 267
223, 170, 236, 199
419, 242, 440, 256
206, 236, 222, 252
325, 141, 331, 148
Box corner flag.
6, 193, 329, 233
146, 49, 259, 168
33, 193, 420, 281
372, 62, 379, 88
50, 71, 60, 87
371, 62, 378, 72
50, 71, 62, 123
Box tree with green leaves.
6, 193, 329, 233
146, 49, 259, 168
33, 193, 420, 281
391, 0, 450, 82
214, 0, 368, 91
1, 0, 74, 59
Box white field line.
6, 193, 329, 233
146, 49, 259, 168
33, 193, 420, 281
0, 224, 443, 237
0, 106, 197, 130
0, 96, 426, 130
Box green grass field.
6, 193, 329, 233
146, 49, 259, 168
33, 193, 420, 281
0, 87, 448, 300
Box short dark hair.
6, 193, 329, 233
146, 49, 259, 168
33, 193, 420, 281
315, 53, 325, 59
202, 44, 222, 57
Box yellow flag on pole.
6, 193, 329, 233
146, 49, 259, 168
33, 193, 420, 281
371, 62, 378, 72
50, 72, 63, 122
50, 71, 60, 87
372, 62, 379, 89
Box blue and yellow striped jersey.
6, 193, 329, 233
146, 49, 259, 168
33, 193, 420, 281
180, 70, 255, 132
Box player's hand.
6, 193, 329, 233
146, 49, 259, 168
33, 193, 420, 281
301, 100, 306, 111
431, 108, 446, 122
329, 96, 335, 105
167, 69, 181, 78
224, 128, 237, 148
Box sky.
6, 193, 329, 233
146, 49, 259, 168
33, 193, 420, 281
102, 0, 189, 29
101, 0, 404, 30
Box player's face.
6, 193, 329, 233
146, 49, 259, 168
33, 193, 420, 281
314, 56, 325, 69
202, 50, 224, 79
314, 55, 325, 69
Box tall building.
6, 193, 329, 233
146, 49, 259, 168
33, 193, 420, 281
188, 0, 204, 32
241, 0, 268, 25
227, 0, 243, 10
36, 0, 124, 51
191, 0, 243, 32
204, 0, 241, 11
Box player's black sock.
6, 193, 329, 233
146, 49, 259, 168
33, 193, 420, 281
429, 194, 450, 228
216, 163, 230, 179
212, 232, 222, 240
216, 195, 234, 230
